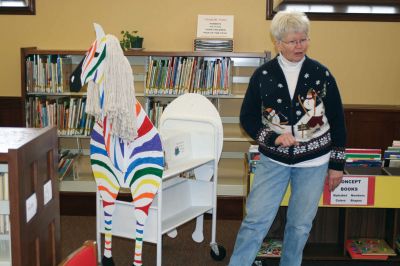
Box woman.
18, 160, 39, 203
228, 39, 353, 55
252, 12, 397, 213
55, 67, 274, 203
229, 10, 346, 266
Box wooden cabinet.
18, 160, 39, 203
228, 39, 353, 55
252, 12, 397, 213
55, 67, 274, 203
344, 105, 400, 150
0, 127, 60, 265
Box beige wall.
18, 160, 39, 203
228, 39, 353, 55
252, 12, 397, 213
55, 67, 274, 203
0, 0, 399, 104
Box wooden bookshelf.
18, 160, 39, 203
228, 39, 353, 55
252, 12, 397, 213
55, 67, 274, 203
20, 47, 270, 198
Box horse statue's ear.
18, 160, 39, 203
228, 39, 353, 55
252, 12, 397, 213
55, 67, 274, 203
70, 58, 84, 92
93, 23, 105, 40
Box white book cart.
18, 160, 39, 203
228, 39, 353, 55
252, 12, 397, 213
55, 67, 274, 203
96, 93, 226, 265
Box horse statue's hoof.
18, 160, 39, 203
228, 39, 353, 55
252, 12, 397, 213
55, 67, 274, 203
102, 256, 115, 266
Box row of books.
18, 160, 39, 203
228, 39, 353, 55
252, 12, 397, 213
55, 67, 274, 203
248, 145, 400, 176
248, 146, 386, 169
0, 173, 10, 235
25, 55, 73, 93
145, 56, 233, 96
58, 150, 78, 181
256, 238, 399, 260
193, 38, 233, 52
25, 96, 94, 136
146, 100, 168, 129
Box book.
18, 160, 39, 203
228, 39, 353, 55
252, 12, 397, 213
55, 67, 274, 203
257, 239, 282, 258
392, 140, 400, 147
346, 238, 396, 260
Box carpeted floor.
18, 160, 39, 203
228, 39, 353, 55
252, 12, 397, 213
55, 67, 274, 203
60, 215, 240, 266
60, 215, 399, 266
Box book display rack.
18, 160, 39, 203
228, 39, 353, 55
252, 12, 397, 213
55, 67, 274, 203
246, 147, 400, 262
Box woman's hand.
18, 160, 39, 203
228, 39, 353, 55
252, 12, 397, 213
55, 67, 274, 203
275, 133, 298, 147
327, 169, 343, 191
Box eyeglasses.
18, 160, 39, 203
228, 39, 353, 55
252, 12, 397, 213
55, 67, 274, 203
280, 38, 310, 47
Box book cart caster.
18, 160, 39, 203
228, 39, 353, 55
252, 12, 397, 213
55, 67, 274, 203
210, 243, 226, 261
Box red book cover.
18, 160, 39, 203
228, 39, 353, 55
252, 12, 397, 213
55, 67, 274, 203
345, 148, 382, 154
346, 239, 395, 260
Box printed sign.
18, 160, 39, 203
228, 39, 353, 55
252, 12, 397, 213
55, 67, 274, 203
43, 180, 53, 205
163, 130, 192, 168
197, 15, 234, 39
26, 193, 37, 222
323, 175, 375, 206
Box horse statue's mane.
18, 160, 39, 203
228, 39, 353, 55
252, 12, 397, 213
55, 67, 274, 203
85, 34, 138, 141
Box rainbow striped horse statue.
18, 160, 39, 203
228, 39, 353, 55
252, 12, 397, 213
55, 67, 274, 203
70, 24, 164, 266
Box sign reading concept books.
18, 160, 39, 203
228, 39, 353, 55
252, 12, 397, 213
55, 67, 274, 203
323, 176, 375, 206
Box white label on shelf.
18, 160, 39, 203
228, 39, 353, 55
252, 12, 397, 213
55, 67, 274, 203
43, 180, 52, 205
25, 193, 37, 223
162, 131, 192, 168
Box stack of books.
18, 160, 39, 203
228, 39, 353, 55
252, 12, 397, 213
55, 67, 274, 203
194, 39, 233, 52
346, 238, 396, 260
345, 148, 382, 168
383, 140, 400, 167
344, 148, 383, 175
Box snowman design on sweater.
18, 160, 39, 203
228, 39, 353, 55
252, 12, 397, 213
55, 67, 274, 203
295, 88, 327, 139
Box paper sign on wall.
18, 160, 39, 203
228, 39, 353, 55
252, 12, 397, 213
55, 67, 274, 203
197, 15, 234, 39
43, 180, 53, 205
323, 176, 375, 206
26, 193, 37, 222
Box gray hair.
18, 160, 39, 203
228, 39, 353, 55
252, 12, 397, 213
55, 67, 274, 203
270, 10, 310, 41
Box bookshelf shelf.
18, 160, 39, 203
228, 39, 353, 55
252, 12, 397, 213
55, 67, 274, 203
26, 92, 87, 97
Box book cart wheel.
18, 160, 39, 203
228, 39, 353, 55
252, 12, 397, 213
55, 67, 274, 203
210, 244, 226, 261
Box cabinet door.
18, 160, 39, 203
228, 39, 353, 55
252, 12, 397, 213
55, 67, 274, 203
345, 108, 400, 150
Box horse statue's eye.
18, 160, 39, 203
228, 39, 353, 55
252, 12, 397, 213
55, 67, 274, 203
94, 52, 100, 57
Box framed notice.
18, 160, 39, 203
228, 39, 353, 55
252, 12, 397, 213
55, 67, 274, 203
196, 15, 234, 39
323, 175, 375, 206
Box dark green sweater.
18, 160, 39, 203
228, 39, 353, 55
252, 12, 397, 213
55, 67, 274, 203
240, 56, 346, 171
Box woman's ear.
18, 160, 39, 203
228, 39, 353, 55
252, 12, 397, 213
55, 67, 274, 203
275, 40, 282, 53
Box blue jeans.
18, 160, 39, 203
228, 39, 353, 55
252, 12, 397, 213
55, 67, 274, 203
229, 154, 328, 266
